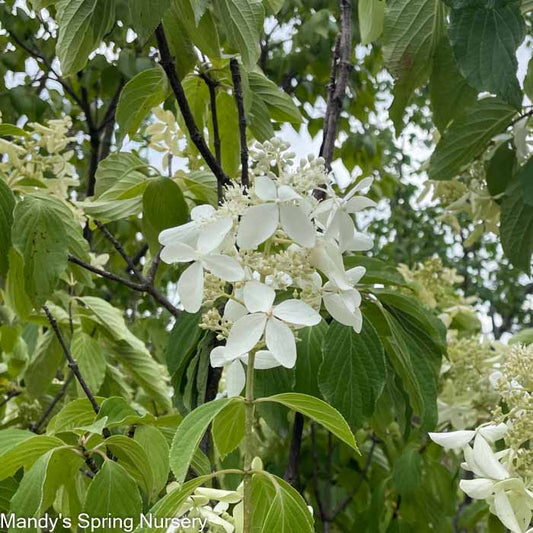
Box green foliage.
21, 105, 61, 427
0, 179, 15, 277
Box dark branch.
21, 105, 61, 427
230, 59, 249, 189
284, 412, 304, 487
0, 390, 21, 409
200, 72, 222, 167
155, 25, 230, 194
42, 306, 100, 415
30, 372, 75, 433
319, 0, 352, 172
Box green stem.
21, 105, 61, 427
243, 350, 256, 533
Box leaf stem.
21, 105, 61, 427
243, 350, 257, 533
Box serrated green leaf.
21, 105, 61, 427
12, 194, 72, 307
56, 0, 115, 75
428, 98, 516, 180
449, 3, 525, 107
48, 398, 100, 434
257, 393, 358, 451
95, 396, 155, 427
94, 152, 149, 198
319, 321, 386, 427
116, 67, 169, 146
294, 321, 327, 398
84, 461, 142, 532
429, 36, 478, 132
248, 71, 302, 124
169, 398, 237, 482
212, 401, 245, 458
134, 426, 169, 500
214, 0, 264, 69
214, 92, 240, 177
71, 331, 106, 396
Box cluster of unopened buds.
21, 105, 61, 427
158, 140, 376, 396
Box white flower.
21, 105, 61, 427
210, 281, 321, 396
236, 176, 316, 249
159, 204, 233, 253
315, 177, 375, 252
160, 218, 244, 312
429, 423, 508, 449
309, 237, 354, 290
321, 266, 365, 333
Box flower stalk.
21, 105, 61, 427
243, 350, 256, 533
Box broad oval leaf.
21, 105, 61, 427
212, 401, 246, 458
0, 179, 15, 277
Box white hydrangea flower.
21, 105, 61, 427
236, 176, 315, 249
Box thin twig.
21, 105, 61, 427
284, 412, 304, 487
155, 25, 230, 198
230, 58, 249, 189
200, 72, 222, 167
30, 372, 75, 433
0, 391, 21, 409
42, 306, 100, 415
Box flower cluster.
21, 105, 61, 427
159, 139, 376, 396
431, 343, 533, 532
146, 107, 183, 171
0, 114, 76, 196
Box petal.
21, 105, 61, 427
346, 266, 366, 284
191, 204, 216, 221
226, 313, 267, 357
202, 254, 244, 282
226, 360, 246, 397
224, 299, 248, 322
350, 232, 374, 252
160, 242, 196, 264
265, 317, 297, 368
473, 434, 509, 480
345, 196, 377, 213
277, 185, 300, 201
273, 299, 321, 326
493, 490, 523, 533
243, 281, 275, 313
177, 261, 204, 313
459, 478, 496, 500
336, 210, 356, 253
478, 423, 508, 443
197, 217, 234, 253
352, 176, 373, 194
428, 430, 476, 449
340, 288, 361, 310
309, 239, 352, 290
236, 204, 279, 249
279, 203, 316, 248
254, 175, 277, 201
242, 350, 280, 369
210, 346, 235, 367
323, 293, 361, 331
158, 221, 198, 246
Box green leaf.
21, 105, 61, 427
169, 397, 237, 482
248, 95, 275, 142
94, 152, 149, 198
383, 0, 445, 132
257, 393, 358, 451
142, 177, 189, 254
0, 477, 18, 513
214, 92, 240, 177
4, 249, 34, 319
116, 67, 169, 146
428, 98, 516, 180
71, 331, 107, 396
56, 0, 116, 75
429, 36, 478, 132
10, 448, 81, 518
48, 398, 99, 434
319, 320, 386, 427
134, 426, 169, 500
84, 461, 142, 532
449, 3, 525, 107
0, 179, 14, 277
525, 56, 533, 101
248, 71, 302, 124
518, 156, 533, 206
251, 473, 314, 532
486, 142, 516, 198
212, 401, 245, 458
392, 448, 422, 495
344, 256, 407, 286
178, 170, 218, 206
0, 123, 29, 137
96, 396, 155, 427
0, 431, 64, 480
500, 178, 533, 270
101, 435, 153, 496
358, 0, 385, 44
165, 310, 203, 375
12, 194, 72, 307
129, 0, 170, 43
170, 0, 221, 59
214, 0, 265, 69
294, 321, 327, 398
